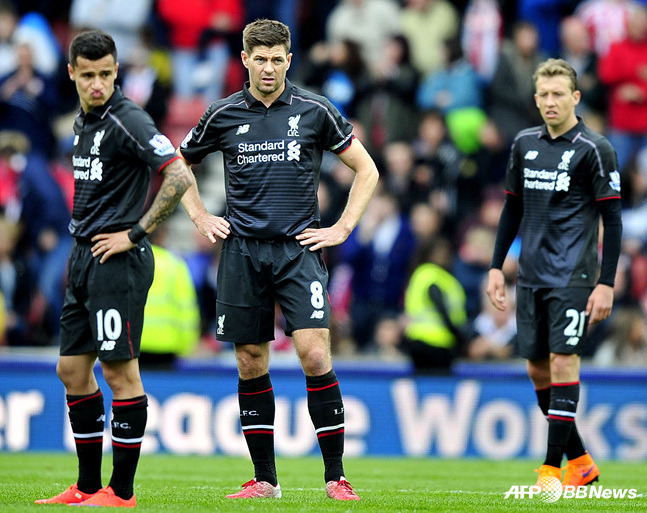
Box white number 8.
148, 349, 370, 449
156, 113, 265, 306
310, 281, 324, 309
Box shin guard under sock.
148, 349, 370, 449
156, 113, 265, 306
108, 395, 147, 499
238, 373, 277, 486
67, 389, 105, 494
306, 370, 345, 482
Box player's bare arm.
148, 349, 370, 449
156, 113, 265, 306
177, 151, 230, 243
296, 139, 378, 251
586, 283, 614, 324
92, 158, 193, 263
486, 268, 507, 311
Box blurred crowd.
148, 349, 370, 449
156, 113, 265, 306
1, 0, 647, 371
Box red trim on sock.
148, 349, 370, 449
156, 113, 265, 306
551, 381, 580, 387
238, 387, 273, 396
317, 428, 345, 438
548, 414, 575, 422
67, 391, 102, 407
243, 429, 274, 435
307, 381, 339, 392
75, 439, 103, 444
112, 398, 145, 407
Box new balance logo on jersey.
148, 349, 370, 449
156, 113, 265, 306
524, 150, 539, 160
310, 310, 324, 319
555, 171, 570, 192
90, 158, 103, 181
217, 315, 225, 335
566, 337, 580, 346
90, 130, 105, 155
100, 340, 116, 351
287, 114, 301, 137
558, 150, 575, 171
236, 124, 250, 135
287, 140, 301, 161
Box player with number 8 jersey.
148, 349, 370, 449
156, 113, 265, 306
179, 19, 378, 500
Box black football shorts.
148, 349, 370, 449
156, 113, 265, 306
215, 236, 330, 344
516, 285, 594, 359
59, 239, 154, 361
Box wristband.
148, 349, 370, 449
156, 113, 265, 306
128, 223, 147, 244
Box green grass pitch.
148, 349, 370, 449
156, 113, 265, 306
0, 453, 645, 512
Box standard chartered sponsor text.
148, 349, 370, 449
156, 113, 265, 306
524, 167, 558, 190
237, 140, 287, 165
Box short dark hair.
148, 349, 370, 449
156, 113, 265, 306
69, 30, 117, 67
242, 19, 291, 55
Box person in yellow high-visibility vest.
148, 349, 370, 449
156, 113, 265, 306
140, 241, 200, 368
402, 237, 467, 372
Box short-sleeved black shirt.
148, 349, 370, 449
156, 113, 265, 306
180, 79, 354, 239
70, 86, 180, 239
505, 119, 621, 288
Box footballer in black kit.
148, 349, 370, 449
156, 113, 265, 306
488, 59, 622, 490
180, 79, 354, 340
180, 19, 378, 501
36, 30, 196, 507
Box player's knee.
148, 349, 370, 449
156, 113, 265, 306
56, 360, 93, 392
299, 346, 331, 376
527, 360, 550, 386
550, 354, 579, 382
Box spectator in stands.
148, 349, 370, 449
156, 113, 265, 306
0, 1, 17, 78
356, 34, 420, 154
381, 140, 417, 207
487, 21, 545, 145
13, 11, 63, 79
453, 225, 497, 320
119, 43, 170, 127
593, 306, 647, 366
598, 4, 647, 172
465, 276, 516, 360
400, 0, 460, 77
517, 0, 574, 56
461, 0, 503, 84
0, 41, 58, 157
326, 0, 401, 75
157, 0, 244, 103
183, 228, 221, 352
575, 0, 637, 57
139, 225, 200, 368
372, 314, 408, 362
336, 185, 417, 350
409, 202, 443, 249
417, 36, 486, 155
559, 16, 607, 129
402, 236, 468, 372
0, 214, 28, 346
302, 39, 369, 118
69, 0, 153, 66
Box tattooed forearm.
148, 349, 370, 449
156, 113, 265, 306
139, 159, 195, 233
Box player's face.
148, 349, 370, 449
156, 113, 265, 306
242, 45, 291, 103
68, 54, 118, 113
534, 75, 580, 135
